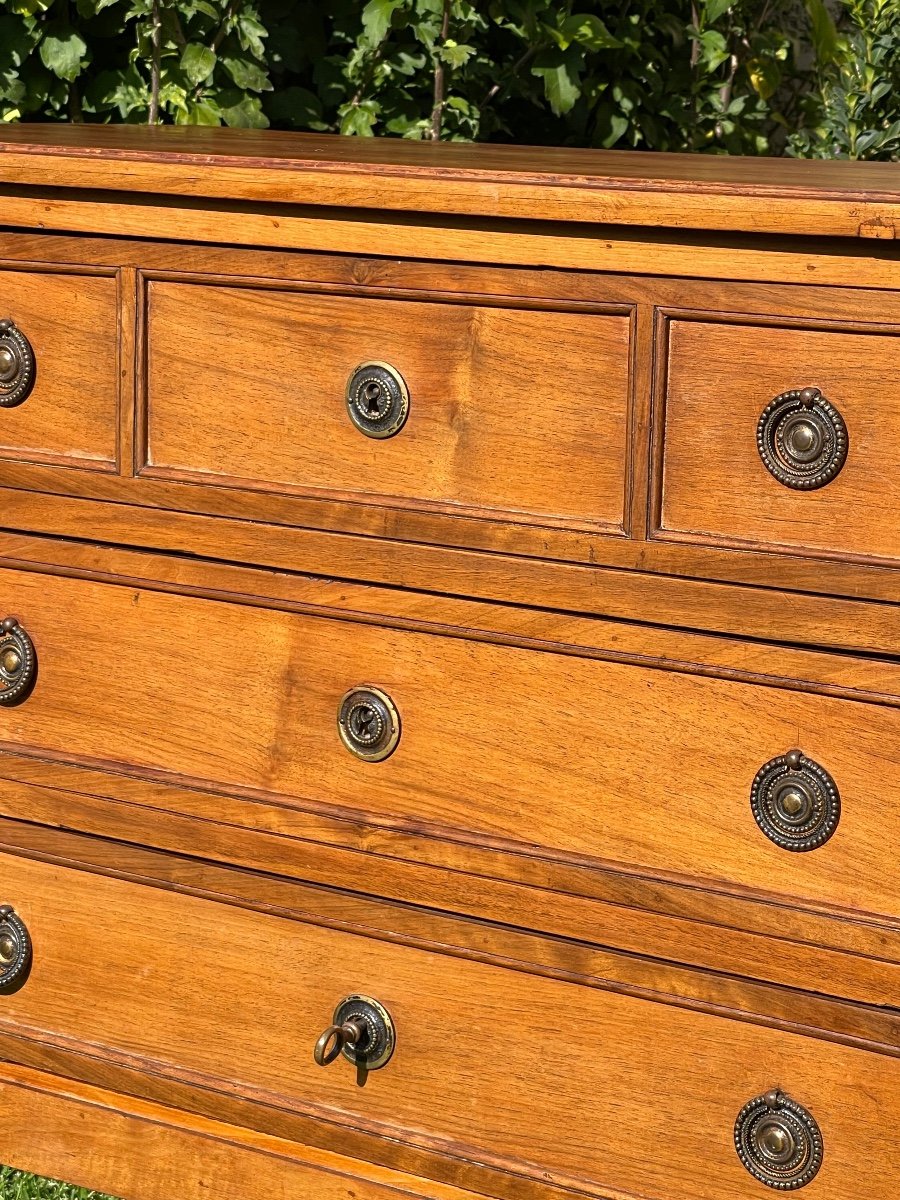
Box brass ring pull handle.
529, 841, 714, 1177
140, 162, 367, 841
757, 386, 848, 490
0, 319, 36, 408
735, 1089, 823, 1190
750, 749, 840, 852
338, 686, 401, 762
345, 362, 409, 438
0, 905, 32, 991
314, 1019, 366, 1067
0, 618, 36, 706
313, 995, 396, 1073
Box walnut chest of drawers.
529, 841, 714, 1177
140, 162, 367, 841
0, 127, 897, 1200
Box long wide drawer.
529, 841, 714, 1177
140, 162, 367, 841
0, 567, 898, 924
1, 848, 898, 1200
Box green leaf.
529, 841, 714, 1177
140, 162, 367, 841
439, 41, 475, 68
560, 14, 619, 51
39, 25, 88, 81
181, 44, 216, 86
361, 0, 405, 46
532, 48, 582, 116
222, 55, 271, 91
265, 84, 324, 128
703, 0, 733, 24
805, 0, 840, 65
237, 13, 268, 59
179, 99, 222, 125
747, 58, 780, 100
340, 99, 379, 135
9, 0, 52, 13
218, 90, 270, 127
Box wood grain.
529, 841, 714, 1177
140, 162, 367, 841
1, 567, 900, 923
2, 126, 899, 238
0, 848, 898, 1200
659, 318, 900, 564
5, 188, 900, 292
0, 267, 118, 470
0, 1061, 480, 1200
144, 280, 631, 533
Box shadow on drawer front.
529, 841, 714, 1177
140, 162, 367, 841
1, 568, 899, 926
142, 281, 632, 534
2, 853, 898, 1200
658, 316, 900, 565
0, 268, 118, 472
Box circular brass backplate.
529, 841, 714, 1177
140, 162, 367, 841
756, 387, 848, 490
333, 994, 396, 1071
0, 905, 32, 991
345, 361, 409, 439
735, 1091, 823, 1190
750, 749, 840, 852
0, 320, 36, 409
338, 686, 400, 762
0, 618, 36, 707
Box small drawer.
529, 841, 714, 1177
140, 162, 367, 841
0, 268, 118, 470
1, 851, 898, 1200
1, 568, 899, 924
658, 317, 900, 563
143, 281, 632, 535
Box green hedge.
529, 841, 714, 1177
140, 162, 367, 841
0, 2, 898, 156
0, 1165, 113, 1200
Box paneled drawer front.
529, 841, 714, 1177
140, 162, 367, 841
1, 853, 898, 1200
0, 268, 118, 470
144, 281, 632, 533
1, 568, 899, 921
659, 318, 900, 562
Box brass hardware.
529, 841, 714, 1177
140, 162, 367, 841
314, 994, 396, 1074
345, 361, 409, 438
757, 387, 848, 490
338, 686, 400, 762
0, 618, 36, 706
0, 905, 31, 991
0, 319, 36, 408
751, 749, 840, 852
735, 1089, 823, 1190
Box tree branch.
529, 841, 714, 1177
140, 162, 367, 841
430, 0, 451, 141
148, 0, 162, 125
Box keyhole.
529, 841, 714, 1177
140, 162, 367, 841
354, 705, 375, 737
363, 382, 383, 415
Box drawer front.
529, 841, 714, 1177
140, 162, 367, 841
144, 282, 631, 533
1, 853, 898, 1200
0, 268, 118, 470
659, 318, 900, 562
1, 569, 898, 921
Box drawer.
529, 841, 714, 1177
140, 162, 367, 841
143, 281, 632, 534
659, 317, 900, 563
0, 268, 118, 470
1, 851, 898, 1200
1, 568, 899, 923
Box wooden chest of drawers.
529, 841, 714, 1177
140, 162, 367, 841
0, 127, 897, 1200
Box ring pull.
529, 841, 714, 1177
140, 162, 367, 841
735, 1089, 823, 1189
314, 1019, 366, 1067
0, 618, 37, 706
750, 749, 840, 852
0, 320, 36, 408
757, 386, 848, 490
0, 905, 32, 991
313, 994, 396, 1081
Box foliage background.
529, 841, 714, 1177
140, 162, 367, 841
0, 2, 897, 149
